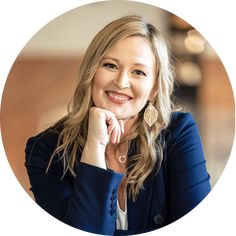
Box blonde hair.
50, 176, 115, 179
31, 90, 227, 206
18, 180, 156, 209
47, 15, 175, 201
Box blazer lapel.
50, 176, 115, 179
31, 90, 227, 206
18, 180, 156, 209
126, 140, 155, 230
127, 176, 154, 230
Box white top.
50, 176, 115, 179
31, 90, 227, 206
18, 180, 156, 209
116, 196, 128, 230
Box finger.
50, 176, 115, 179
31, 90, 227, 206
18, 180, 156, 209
118, 120, 125, 134
116, 118, 122, 143
102, 110, 121, 143
116, 123, 121, 143
110, 127, 117, 144
114, 120, 123, 144
107, 120, 117, 143
106, 113, 116, 136
114, 120, 121, 144
107, 122, 114, 135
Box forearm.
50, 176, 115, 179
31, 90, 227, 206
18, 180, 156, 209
63, 162, 123, 234
80, 142, 107, 169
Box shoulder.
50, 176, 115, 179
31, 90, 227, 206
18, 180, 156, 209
170, 111, 196, 128
169, 111, 196, 133
160, 111, 206, 169
162, 111, 200, 146
25, 127, 60, 164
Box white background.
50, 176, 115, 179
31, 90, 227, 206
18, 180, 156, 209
0, 0, 235, 235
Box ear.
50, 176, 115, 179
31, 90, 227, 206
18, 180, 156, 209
148, 80, 158, 102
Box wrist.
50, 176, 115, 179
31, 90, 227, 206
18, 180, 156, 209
81, 142, 106, 169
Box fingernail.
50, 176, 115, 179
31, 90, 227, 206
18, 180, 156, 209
122, 125, 124, 134
112, 137, 116, 144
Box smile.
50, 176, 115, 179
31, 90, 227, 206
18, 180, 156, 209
106, 91, 131, 103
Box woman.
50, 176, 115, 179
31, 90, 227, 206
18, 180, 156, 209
25, 15, 211, 235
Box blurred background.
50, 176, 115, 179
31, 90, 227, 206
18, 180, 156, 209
1, 1, 234, 198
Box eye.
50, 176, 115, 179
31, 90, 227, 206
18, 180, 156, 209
102, 63, 118, 70
133, 69, 146, 77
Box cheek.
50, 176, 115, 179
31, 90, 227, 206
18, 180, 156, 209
133, 81, 154, 102
92, 69, 111, 91
93, 72, 102, 90
92, 70, 111, 106
91, 74, 101, 103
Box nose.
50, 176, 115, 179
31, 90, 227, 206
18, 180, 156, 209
113, 71, 130, 89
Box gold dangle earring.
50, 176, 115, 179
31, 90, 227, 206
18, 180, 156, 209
144, 102, 158, 127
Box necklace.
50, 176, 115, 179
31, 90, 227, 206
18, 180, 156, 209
118, 155, 127, 164
105, 154, 127, 172
105, 143, 128, 168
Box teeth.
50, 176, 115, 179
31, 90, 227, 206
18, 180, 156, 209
107, 92, 130, 101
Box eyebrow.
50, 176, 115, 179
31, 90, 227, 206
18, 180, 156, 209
102, 57, 151, 70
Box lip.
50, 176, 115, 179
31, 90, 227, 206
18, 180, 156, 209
106, 91, 132, 104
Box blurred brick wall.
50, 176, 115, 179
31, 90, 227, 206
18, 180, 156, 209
198, 58, 235, 186
1, 57, 81, 198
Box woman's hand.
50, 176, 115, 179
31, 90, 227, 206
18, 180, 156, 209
80, 107, 124, 169
87, 107, 124, 146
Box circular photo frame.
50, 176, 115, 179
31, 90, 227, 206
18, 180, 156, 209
0, 1, 235, 235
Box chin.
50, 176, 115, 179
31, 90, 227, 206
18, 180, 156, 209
114, 111, 137, 121
108, 110, 127, 120
111, 111, 125, 119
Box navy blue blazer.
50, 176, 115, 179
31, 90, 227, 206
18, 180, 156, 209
25, 112, 211, 235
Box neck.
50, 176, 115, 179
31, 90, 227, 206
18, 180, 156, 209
105, 141, 128, 173
106, 115, 137, 154
122, 115, 138, 137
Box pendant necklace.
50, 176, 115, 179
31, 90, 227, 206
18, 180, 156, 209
117, 155, 126, 164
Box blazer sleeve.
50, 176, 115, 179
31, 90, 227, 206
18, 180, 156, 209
25, 131, 123, 235
166, 112, 211, 222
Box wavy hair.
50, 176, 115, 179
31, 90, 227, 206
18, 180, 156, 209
47, 15, 175, 201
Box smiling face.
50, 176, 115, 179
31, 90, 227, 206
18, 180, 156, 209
92, 36, 158, 121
